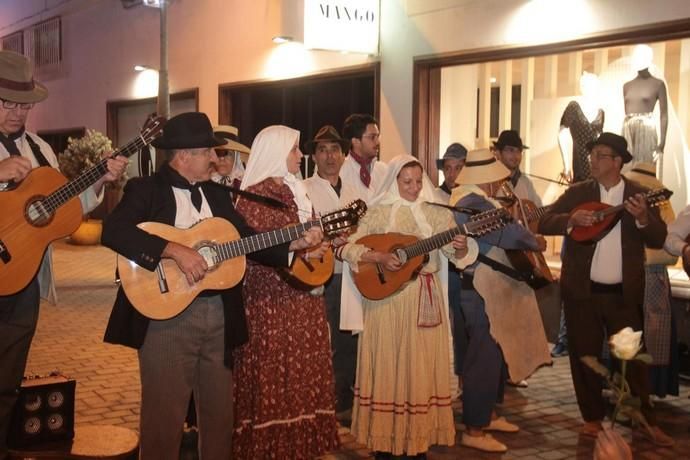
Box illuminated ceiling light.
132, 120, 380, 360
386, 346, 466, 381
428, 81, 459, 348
134, 64, 150, 72
272, 36, 293, 45
490, 77, 497, 84
142, 0, 164, 7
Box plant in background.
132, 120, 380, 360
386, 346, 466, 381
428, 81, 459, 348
581, 327, 653, 433
58, 129, 127, 190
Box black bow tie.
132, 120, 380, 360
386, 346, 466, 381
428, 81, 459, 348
161, 163, 203, 211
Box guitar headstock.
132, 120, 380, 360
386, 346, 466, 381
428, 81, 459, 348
321, 199, 367, 237
465, 207, 513, 237
141, 114, 167, 145
645, 188, 673, 207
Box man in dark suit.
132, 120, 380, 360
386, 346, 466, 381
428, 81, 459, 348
101, 112, 323, 460
539, 132, 673, 446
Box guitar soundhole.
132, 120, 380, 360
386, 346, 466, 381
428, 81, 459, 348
197, 243, 219, 271
25, 196, 54, 227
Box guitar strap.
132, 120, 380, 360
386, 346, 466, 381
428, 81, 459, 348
476, 252, 527, 283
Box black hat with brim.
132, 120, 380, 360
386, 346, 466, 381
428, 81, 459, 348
152, 112, 226, 149
586, 132, 633, 164
493, 130, 528, 151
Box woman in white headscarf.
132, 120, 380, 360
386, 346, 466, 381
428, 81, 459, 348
337, 154, 473, 458
232, 125, 339, 459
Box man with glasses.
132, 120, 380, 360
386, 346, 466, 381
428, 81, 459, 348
0, 50, 127, 459
340, 113, 387, 204
538, 132, 673, 446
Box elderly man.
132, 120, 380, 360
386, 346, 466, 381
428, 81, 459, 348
0, 51, 127, 459
101, 112, 323, 460
539, 132, 673, 446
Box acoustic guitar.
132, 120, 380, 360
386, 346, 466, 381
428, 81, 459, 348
353, 207, 512, 300
569, 188, 673, 243
282, 200, 367, 289
117, 200, 366, 319
0, 116, 165, 296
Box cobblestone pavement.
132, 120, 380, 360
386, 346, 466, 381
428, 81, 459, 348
23, 240, 690, 459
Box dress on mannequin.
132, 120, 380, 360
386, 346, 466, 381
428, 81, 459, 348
622, 68, 668, 165
559, 101, 604, 183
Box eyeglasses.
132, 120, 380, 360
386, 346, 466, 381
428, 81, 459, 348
589, 152, 617, 161
214, 149, 233, 159
1, 99, 34, 110
361, 133, 380, 141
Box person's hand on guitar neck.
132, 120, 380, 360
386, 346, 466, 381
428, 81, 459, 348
452, 234, 469, 259
0, 156, 31, 183
623, 193, 649, 226
92, 154, 129, 195
289, 226, 324, 252
162, 241, 209, 285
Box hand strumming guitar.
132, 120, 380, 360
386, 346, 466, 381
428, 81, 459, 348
568, 209, 600, 228
452, 234, 469, 259
0, 156, 31, 182
162, 241, 208, 285
361, 250, 402, 272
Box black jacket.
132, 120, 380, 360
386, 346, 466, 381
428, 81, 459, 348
102, 166, 289, 367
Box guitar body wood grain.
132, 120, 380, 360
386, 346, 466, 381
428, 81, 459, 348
0, 167, 82, 295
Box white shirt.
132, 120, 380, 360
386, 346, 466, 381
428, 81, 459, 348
172, 187, 213, 228
339, 154, 388, 206
590, 179, 624, 284
512, 172, 543, 207
303, 173, 344, 274
665, 204, 690, 256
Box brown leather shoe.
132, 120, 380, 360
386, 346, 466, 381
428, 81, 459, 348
581, 421, 604, 438
639, 425, 675, 447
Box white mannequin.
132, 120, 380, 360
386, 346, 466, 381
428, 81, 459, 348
558, 71, 603, 182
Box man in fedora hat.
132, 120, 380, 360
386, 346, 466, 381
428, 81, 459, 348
302, 124, 354, 418
449, 148, 550, 453
101, 112, 323, 460
434, 142, 467, 203
0, 50, 127, 459
539, 132, 673, 446
493, 130, 542, 206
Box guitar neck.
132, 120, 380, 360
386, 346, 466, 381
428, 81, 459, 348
402, 226, 465, 259
527, 205, 552, 222
45, 135, 148, 212
215, 220, 319, 262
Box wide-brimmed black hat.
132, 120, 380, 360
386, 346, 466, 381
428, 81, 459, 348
304, 125, 349, 154
152, 112, 226, 149
493, 130, 528, 151
436, 142, 468, 169
586, 132, 633, 164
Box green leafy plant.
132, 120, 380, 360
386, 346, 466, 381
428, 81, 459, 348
58, 129, 126, 190
581, 327, 654, 434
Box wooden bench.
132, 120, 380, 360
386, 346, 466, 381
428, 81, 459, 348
10, 425, 138, 460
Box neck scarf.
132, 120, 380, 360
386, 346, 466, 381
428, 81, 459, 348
348, 149, 373, 188
0, 126, 24, 156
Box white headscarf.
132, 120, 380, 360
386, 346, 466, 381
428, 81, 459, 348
240, 125, 313, 222
371, 154, 436, 237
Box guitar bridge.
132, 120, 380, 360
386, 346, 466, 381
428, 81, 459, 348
0, 239, 11, 264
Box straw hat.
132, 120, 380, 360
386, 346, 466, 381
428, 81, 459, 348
0, 50, 48, 103
213, 125, 250, 162
455, 148, 510, 185
624, 162, 663, 189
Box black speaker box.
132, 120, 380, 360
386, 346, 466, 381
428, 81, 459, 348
8, 374, 76, 449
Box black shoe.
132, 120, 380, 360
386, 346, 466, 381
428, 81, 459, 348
551, 342, 568, 357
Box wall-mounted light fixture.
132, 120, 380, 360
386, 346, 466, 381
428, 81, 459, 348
134, 64, 151, 72
142, 0, 164, 8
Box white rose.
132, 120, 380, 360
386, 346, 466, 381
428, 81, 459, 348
608, 327, 643, 360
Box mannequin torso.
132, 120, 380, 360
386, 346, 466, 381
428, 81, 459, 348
622, 68, 668, 161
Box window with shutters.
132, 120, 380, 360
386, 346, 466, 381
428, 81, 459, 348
1, 31, 24, 54
25, 17, 62, 71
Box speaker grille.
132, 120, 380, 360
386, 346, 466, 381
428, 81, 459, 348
24, 417, 41, 434
23, 393, 42, 411
47, 413, 64, 430
47, 390, 64, 408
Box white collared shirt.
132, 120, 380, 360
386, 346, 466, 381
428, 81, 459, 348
172, 187, 213, 228
339, 154, 387, 205
303, 173, 344, 274
590, 179, 625, 284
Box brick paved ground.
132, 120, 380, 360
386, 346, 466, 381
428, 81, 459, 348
24, 240, 690, 459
